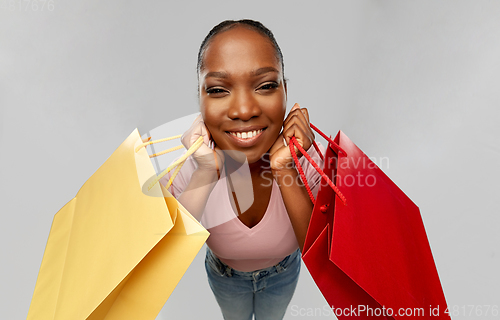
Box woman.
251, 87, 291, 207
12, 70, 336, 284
163, 19, 324, 320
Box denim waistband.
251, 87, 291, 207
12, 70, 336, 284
206, 247, 300, 281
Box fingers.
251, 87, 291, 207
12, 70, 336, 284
301, 107, 310, 123
190, 113, 202, 125
198, 120, 211, 146
281, 103, 314, 150
270, 116, 312, 159
182, 114, 212, 149
283, 103, 309, 128
283, 123, 308, 155
270, 103, 314, 158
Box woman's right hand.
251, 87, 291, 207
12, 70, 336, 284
181, 114, 224, 175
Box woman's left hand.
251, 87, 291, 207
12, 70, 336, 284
269, 103, 315, 171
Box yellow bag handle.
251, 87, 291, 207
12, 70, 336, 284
135, 135, 204, 191
135, 134, 184, 158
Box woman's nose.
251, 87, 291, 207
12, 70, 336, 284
227, 90, 262, 121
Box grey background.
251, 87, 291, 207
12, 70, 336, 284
1, 0, 499, 319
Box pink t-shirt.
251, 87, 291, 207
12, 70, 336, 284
161, 143, 325, 272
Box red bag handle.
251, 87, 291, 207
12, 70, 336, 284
309, 123, 347, 158
288, 125, 347, 206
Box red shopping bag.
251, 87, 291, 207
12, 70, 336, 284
290, 126, 450, 320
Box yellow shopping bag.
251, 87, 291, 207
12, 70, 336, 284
27, 129, 209, 320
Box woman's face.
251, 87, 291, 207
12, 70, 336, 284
199, 26, 287, 164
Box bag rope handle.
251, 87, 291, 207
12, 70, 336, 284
135, 134, 204, 191
135, 134, 185, 158
311, 141, 324, 161
309, 123, 347, 157
148, 136, 204, 191
289, 138, 316, 204
289, 136, 347, 205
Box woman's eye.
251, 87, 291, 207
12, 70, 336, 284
206, 87, 227, 95
258, 82, 279, 90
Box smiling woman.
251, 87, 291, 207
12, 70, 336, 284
199, 25, 287, 164
160, 19, 325, 320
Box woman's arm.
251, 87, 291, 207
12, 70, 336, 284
171, 115, 224, 221
269, 103, 316, 251
272, 167, 314, 251
176, 168, 218, 221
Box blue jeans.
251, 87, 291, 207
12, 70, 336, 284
205, 247, 301, 320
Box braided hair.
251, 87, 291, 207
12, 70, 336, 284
197, 19, 285, 81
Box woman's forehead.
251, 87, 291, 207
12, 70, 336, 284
200, 26, 281, 77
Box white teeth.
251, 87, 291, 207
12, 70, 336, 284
229, 129, 263, 139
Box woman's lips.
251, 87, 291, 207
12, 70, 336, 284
225, 128, 266, 148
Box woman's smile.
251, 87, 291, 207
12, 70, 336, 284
225, 127, 267, 148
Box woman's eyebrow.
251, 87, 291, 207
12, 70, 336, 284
205, 71, 228, 79
204, 67, 279, 80
250, 67, 279, 76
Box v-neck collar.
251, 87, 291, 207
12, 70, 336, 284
222, 165, 275, 234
